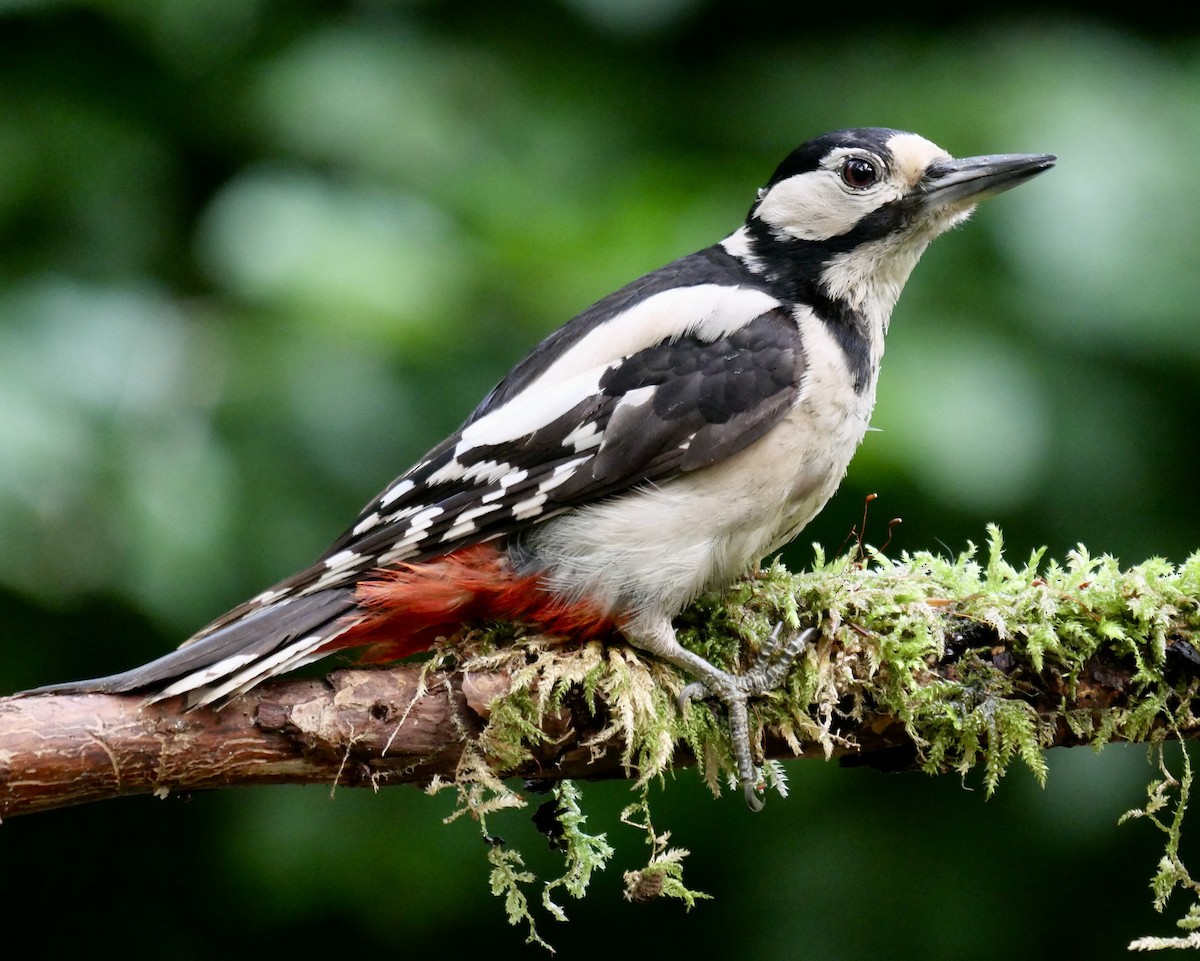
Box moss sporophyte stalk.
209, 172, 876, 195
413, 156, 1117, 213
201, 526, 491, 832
427, 526, 1200, 952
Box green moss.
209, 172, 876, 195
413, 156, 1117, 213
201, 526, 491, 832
432, 527, 1200, 951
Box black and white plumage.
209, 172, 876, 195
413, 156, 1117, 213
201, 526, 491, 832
27, 128, 1055, 807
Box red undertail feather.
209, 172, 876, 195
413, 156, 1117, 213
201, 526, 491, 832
333, 543, 616, 662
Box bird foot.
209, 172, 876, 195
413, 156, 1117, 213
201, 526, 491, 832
678, 624, 815, 811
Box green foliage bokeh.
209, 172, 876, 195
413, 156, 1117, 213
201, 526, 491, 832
2, 3, 1198, 958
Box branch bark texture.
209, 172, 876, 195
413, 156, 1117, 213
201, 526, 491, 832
1, 666, 588, 817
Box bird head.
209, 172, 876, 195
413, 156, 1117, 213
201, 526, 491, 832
742, 128, 1055, 312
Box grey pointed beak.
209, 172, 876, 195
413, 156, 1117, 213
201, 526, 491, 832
921, 152, 1056, 209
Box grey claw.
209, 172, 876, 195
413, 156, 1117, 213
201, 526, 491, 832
669, 622, 817, 811
724, 623, 816, 810
744, 625, 817, 695
677, 680, 709, 711
747, 621, 786, 673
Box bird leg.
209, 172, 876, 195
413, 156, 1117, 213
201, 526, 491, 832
628, 620, 815, 811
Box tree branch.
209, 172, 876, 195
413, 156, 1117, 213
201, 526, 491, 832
0, 665, 619, 818
3, 531, 1200, 820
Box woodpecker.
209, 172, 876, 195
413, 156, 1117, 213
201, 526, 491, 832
26, 129, 1054, 808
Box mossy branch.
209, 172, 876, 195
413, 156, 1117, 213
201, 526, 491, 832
8, 527, 1200, 950
4, 527, 1199, 821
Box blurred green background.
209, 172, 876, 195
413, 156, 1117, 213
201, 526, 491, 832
2, 3, 1198, 958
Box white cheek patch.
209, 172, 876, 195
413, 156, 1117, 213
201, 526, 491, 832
755, 171, 895, 241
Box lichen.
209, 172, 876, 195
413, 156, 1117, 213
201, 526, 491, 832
428, 526, 1200, 951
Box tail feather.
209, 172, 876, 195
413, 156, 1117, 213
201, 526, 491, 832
20, 543, 616, 705
21, 588, 359, 703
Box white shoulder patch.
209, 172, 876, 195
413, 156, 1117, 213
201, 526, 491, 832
517, 284, 782, 398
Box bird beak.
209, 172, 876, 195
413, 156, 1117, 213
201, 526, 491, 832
921, 152, 1056, 210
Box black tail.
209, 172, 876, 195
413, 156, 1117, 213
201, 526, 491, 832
18, 588, 358, 704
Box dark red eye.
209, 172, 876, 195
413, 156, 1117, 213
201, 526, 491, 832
841, 157, 878, 189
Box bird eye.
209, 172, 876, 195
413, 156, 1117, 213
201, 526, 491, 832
841, 157, 878, 189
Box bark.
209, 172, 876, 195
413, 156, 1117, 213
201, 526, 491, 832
0, 635, 1175, 819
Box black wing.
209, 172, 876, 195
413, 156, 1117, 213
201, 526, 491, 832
322, 306, 805, 572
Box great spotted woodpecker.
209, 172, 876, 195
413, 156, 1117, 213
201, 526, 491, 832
27, 129, 1054, 808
